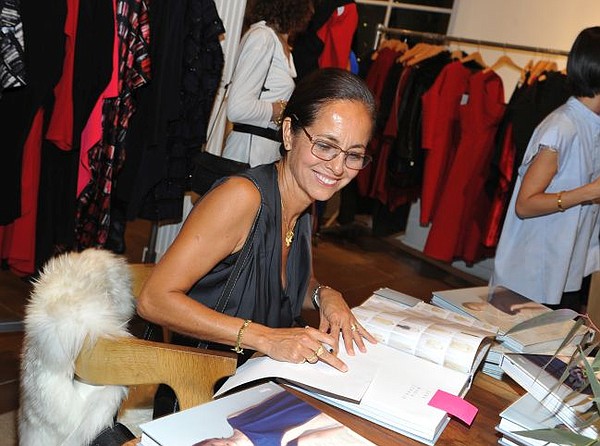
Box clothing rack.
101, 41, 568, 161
374, 24, 570, 57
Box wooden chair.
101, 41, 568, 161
75, 336, 237, 411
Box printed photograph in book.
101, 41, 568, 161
192, 389, 375, 446
432, 286, 554, 334
139, 382, 375, 446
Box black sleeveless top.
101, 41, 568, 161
187, 163, 312, 329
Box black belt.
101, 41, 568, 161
232, 123, 281, 142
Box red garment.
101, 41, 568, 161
316, 2, 358, 69
483, 122, 516, 248
424, 70, 505, 263
420, 61, 472, 225
45, 0, 79, 151
78, 0, 119, 197
0, 108, 43, 276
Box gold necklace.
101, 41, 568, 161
280, 197, 295, 248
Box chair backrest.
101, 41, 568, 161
75, 336, 237, 411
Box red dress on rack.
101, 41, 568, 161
424, 69, 505, 263
420, 61, 473, 226
316, 2, 358, 69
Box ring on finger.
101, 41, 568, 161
315, 345, 325, 357
307, 353, 318, 363
350, 323, 358, 332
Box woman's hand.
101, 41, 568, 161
257, 325, 349, 371
317, 288, 377, 356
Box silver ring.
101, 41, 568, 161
350, 324, 357, 332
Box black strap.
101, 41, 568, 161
232, 123, 281, 142
213, 201, 263, 313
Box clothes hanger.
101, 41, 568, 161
483, 45, 523, 74
405, 44, 445, 66
460, 50, 487, 69
528, 58, 550, 84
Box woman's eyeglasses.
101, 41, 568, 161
298, 125, 372, 170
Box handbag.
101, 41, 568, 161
191, 34, 276, 195
191, 150, 249, 195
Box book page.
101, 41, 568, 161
353, 297, 494, 374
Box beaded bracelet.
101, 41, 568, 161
232, 319, 252, 354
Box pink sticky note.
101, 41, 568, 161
428, 389, 478, 425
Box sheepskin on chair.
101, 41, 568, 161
19, 249, 135, 446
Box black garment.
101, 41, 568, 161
187, 163, 312, 329
510, 71, 571, 171
387, 51, 451, 192
0, 0, 66, 225
118, 0, 225, 222
153, 163, 313, 418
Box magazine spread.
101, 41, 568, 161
139, 382, 376, 446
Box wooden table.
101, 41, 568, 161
124, 371, 523, 446
288, 372, 524, 445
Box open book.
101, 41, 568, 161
431, 286, 589, 353
215, 288, 494, 445
499, 353, 600, 440
139, 382, 375, 446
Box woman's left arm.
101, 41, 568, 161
303, 279, 377, 355
516, 148, 600, 218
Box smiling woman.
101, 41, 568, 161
137, 68, 379, 414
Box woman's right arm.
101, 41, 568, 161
137, 178, 261, 345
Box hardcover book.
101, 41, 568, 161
496, 393, 564, 446
499, 353, 599, 439
215, 289, 493, 445
139, 382, 375, 446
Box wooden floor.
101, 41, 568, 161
0, 219, 483, 419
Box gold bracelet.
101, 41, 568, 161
557, 191, 565, 212
273, 99, 287, 127
232, 319, 252, 354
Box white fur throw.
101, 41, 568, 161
19, 249, 135, 446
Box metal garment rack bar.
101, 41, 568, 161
374, 24, 569, 56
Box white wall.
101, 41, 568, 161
448, 0, 600, 101
399, 0, 600, 280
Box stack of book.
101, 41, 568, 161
498, 352, 599, 443
431, 286, 589, 379
496, 392, 564, 446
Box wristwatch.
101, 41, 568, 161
311, 285, 331, 310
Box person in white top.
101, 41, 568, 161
222, 0, 313, 167
491, 27, 600, 310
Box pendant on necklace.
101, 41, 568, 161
285, 229, 294, 247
